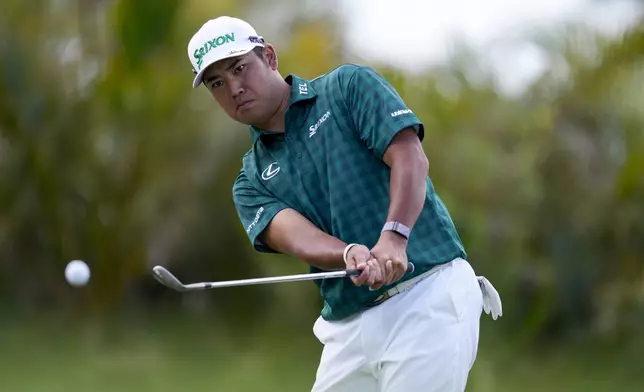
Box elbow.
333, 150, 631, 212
389, 148, 429, 176
408, 145, 429, 174
402, 138, 429, 173
417, 150, 429, 173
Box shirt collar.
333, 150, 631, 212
285, 74, 317, 105
249, 74, 317, 142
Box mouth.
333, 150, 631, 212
237, 100, 253, 110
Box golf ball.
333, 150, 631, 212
65, 260, 91, 287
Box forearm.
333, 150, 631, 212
291, 231, 348, 270
386, 151, 428, 230
260, 208, 348, 270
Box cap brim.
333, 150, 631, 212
192, 45, 258, 89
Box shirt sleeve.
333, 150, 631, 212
345, 66, 425, 159
232, 169, 289, 253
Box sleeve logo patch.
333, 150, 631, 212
390, 109, 413, 117
246, 206, 264, 234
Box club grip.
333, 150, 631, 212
345, 262, 415, 277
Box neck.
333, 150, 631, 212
252, 78, 291, 133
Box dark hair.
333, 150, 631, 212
253, 46, 265, 60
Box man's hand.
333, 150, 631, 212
368, 231, 409, 290
344, 244, 378, 287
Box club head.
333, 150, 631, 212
152, 265, 187, 292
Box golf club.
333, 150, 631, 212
152, 263, 415, 292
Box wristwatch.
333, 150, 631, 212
381, 221, 411, 240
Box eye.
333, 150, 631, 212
233, 63, 246, 74
211, 80, 223, 89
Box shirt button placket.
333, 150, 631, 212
286, 133, 302, 159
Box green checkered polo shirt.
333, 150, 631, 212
233, 64, 466, 321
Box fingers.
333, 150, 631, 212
350, 256, 384, 288
346, 246, 408, 289
371, 258, 408, 289
367, 258, 384, 290
348, 252, 371, 286
369, 259, 392, 290
390, 259, 407, 283
373, 259, 403, 289
352, 263, 370, 286
384, 259, 395, 285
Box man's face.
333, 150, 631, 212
201, 47, 280, 126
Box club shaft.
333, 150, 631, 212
153, 263, 415, 292
184, 269, 359, 290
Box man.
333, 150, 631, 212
187, 16, 502, 392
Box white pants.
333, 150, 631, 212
311, 258, 483, 392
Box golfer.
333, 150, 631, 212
187, 16, 502, 392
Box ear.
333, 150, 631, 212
264, 44, 279, 70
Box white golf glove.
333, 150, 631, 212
477, 276, 503, 320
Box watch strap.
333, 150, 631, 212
381, 221, 411, 239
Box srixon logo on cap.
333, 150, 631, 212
193, 32, 236, 70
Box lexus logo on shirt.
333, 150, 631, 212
261, 162, 280, 180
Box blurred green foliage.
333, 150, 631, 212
0, 0, 643, 390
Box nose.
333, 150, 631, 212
227, 78, 244, 99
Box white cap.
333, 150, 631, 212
187, 16, 265, 88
